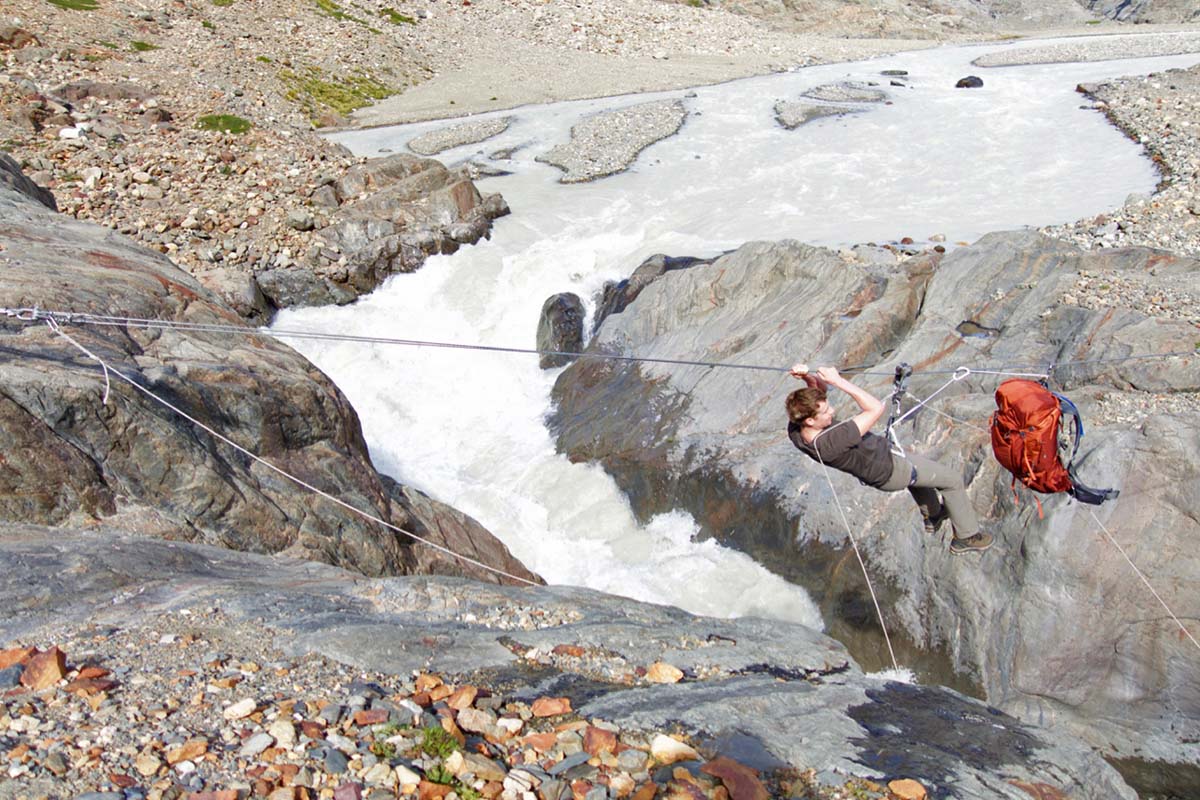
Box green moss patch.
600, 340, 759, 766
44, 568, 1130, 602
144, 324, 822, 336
278, 65, 393, 120
196, 114, 253, 134
380, 7, 416, 24
210, 0, 235, 6
47, 0, 99, 10
131, 40, 160, 52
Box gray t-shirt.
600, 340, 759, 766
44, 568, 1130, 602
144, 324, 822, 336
788, 418, 894, 489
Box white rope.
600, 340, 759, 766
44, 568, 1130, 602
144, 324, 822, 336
812, 447, 900, 672
1088, 508, 1200, 655
44, 320, 539, 587
903, 392, 990, 434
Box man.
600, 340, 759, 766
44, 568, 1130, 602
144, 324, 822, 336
786, 364, 993, 555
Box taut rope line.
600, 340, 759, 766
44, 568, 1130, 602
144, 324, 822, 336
43, 319, 539, 588
4, 307, 1195, 378
1087, 508, 1200, 655
812, 448, 900, 672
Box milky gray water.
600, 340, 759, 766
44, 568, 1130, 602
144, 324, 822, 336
275, 35, 1200, 631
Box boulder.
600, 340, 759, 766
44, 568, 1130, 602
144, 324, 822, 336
0, 527, 1138, 800
536, 293, 584, 369
0, 158, 537, 586
548, 232, 1200, 790
955, 76, 984, 89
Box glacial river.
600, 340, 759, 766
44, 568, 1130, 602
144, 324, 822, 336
275, 35, 1200, 630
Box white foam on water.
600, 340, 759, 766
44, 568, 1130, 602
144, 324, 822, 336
276, 38, 1200, 633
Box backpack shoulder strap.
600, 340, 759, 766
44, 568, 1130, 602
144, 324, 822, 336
1053, 392, 1120, 505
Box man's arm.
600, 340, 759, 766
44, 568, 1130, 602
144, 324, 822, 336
813, 366, 885, 435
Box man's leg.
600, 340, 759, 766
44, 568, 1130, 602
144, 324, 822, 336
905, 453, 979, 537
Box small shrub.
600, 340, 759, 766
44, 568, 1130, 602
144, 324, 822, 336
131, 40, 160, 52
370, 740, 396, 759
380, 7, 416, 24
425, 764, 455, 785
420, 725, 459, 759
373, 721, 409, 737
196, 114, 252, 134
48, 0, 99, 10
201, 20, 215, 30
256, 55, 272, 63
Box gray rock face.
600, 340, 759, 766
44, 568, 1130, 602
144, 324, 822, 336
0, 160, 536, 586
1080, 0, 1199, 22
0, 526, 1136, 799
548, 232, 1200, 789
0, 152, 56, 211
256, 154, 509, 317
536, 293, 585, 369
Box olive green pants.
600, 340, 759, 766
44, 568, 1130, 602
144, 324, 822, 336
881, 452, 979, 538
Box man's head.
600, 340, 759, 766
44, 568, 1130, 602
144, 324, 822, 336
786, 386, 834, 429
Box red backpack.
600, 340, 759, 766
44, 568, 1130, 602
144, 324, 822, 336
990, 379, 1118, 511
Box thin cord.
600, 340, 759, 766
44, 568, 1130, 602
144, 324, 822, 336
904, 391, 990, 434
1088, 508, 1200, 655
44, 320, 539, 587
5, 307, 1194, 378
812, 444, 900, 672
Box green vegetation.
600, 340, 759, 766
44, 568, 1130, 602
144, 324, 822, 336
420, 724, 459, 758
98, 40, 118, 49
314, 0, 362, 23
425, 764, 455, 784
48, 0, 99, 10
131, 40, 160, 52
370, 740, 396, 759
211, 0, 235, 6
256, 55, 272, 63
380, 7, 416, 24
196, 114, 253, 134
278, 65, 393, 120
373, 721, 409, 737
201, 20, 215, 30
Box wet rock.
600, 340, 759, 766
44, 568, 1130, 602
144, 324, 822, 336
536, 293, 585, 369
955, 75, 984, 88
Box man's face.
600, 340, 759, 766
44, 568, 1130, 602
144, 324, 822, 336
808, 400, 835, 429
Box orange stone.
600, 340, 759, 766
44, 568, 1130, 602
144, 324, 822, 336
570, 780, 593, 800
411, 691, 432, 707
700, 757, 769, 800
645, 662, 684, 685
77, 666, 110, 680
552, 644, 585, 657
21, 648, 68, 691
353, 709, 389, 726
415, 674, 443, 692
531, 697, 571, 717
65, 677, 118, 695
583, 726, 617, 757
166, 738, 208, 766
428, 684, 454, 702
417, 780, 452, 800
185, 792, 240, 800
887, 778, 928, 800
521, 732, 557, 752
108, 773, 136, 789
440, 715, 466, 746
630, 785, 658, 800
0, 647, 36, 670
446, 685, 478, 710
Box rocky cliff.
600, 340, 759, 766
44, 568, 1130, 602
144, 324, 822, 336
548, 232, 1200, 795
0, 153, 535, 586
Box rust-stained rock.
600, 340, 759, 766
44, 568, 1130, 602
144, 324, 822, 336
645, 662, 684, 684
166, 738, 208, 766
650, 734, 700, 765
1008, 781, 1070, 800
583, 725, 618, 757
20, 647, 67, 690
887, 778, 927, 800
531, 696, 572, 717
701, 756, 768, 800
446, 684, 478, 710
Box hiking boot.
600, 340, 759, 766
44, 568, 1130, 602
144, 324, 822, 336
923, 508, 950, 535
949, 531, 994, 555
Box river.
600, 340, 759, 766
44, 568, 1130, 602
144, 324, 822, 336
274, 35, 1200, 632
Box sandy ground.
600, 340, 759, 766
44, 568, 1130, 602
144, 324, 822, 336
352, 22, 1200, 127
